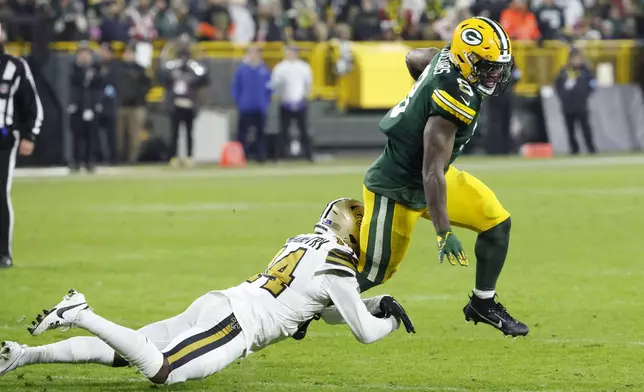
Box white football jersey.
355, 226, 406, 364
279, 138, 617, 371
217, 231, 376, 353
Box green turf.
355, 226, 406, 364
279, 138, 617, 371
1, 156, 643, 392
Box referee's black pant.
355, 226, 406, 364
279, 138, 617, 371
0, 132, 19, 258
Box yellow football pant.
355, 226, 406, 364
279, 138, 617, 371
358, 166, 510, 287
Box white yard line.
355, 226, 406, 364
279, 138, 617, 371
13, 156, 644, 182
94, 202, 322, 213
524, 187, 644, 196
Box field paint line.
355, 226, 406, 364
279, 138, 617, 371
523, 187, 644, 196
93, 202, 322, 213
13, 156, 644, 181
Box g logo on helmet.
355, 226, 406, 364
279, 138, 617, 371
461, 28, 483, 46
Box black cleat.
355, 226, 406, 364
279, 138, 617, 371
463, 294, 529, 337
0, 256, 12, 269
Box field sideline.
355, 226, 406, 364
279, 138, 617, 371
1, 155, 643, 392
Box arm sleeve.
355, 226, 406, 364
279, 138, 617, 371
92, 72, 104, 111
554, 69, 565, 96
230, 68, 240, 102
322, 274, 399, 344
586, 68, 597, 91
141, 70, 151, 94
269, 63, 281, 92
430, 82, 478, 128
15, 58, 44, 142
529, 14, 541, 40
320, 295, 387, 324
263, 66, 272, 101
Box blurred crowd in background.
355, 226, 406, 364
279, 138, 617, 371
1, 0, 643, 44
2, 0, 642, 169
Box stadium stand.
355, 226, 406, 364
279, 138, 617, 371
0, 0, 643, 166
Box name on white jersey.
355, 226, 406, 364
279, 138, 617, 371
287, 235, 330, 250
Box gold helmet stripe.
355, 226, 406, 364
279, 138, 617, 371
475, 16, 510, 56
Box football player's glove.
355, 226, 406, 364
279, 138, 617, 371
437, 230, 468, 266
378, 296, 415, 334
292, 313, 321, 340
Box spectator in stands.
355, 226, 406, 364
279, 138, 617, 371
286, 0, 323, 41
601, 5, 628, 38
228, 0, 255, 43
552, 0, 584, 34
433, 7, 460, 40
126, 0, 157, 41
100, 1, 130, 43
534, 0, 565, 40
271, 46, 314, 162
10, 0, 36, 41
255, 1, 283, 42
53, 0, 88, 41
555, 48, 597, 155
499, 0, 540, 40
231, 45, 271, 163
200, 0, 233, 40
159, 43, 209, 167
401, 0, 436, 40
116, 44, 151, 164
154, 0, 177, 39
97, 44, 118, 165
470, 0, 509, 21
352, 0, 381, 40
331, 0, 361, 25
0, 1, 14, 40
158, 2, 199, 39
573, 17, 602, 39
68, 44, 103, 172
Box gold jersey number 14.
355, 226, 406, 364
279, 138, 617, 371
246, 248, 307, 298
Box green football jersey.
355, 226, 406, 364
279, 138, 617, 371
364, 47, 483, 209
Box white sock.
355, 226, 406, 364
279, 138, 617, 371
76, 310, 164, 378
473, 288, 495, 299
19, 337, 115, 367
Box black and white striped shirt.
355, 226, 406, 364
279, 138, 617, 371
0, 51, 43, 143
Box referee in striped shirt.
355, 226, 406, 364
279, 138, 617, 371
0, 23, 44, 268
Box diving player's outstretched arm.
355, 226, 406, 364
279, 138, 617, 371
406, 47, 440, 81
320, 295, 388, 324
322, 274, 403, 344
423, 116, 468, 266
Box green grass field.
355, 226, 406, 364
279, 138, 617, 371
1, 156, 643, 392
